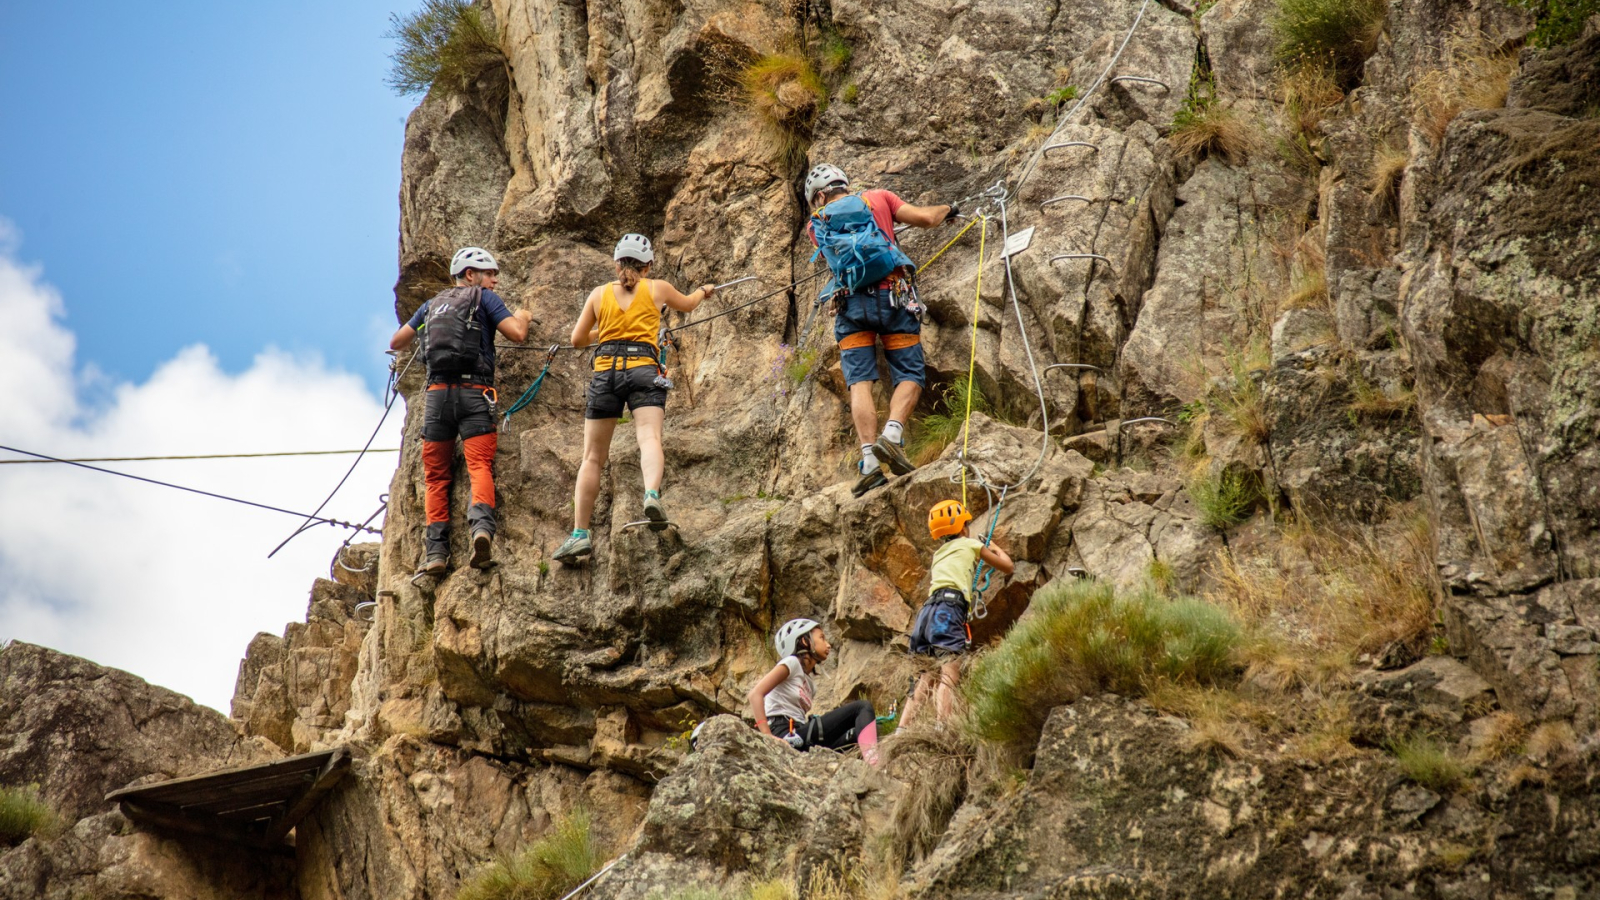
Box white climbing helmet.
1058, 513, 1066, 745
613, 233, 654, 264
804, 163, 849, 203
450, 246, 499, 277
775, 618, 821, 659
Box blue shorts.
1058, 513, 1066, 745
834, 288, 925, 388
909, 590, 970, 656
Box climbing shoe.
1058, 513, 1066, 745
469, 529, 494, 569
872, 435, 916, 477
643, 491, 668, 532
415, 553, 448, 578
553, 531, 592, 565
852, 463, 888, 498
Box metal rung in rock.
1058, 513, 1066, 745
622, 519, 676, 532
1050, 253, 1114, 266
1040, 195, 1093, 208
1123, 416, 1178, 427
1111, 75, 1170, 91
1042, 141, 1099, 156
354, 602, 377, 623
1044, 363, 1103, 375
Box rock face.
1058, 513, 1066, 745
0, 642, 289, 900
11, 0, 1600, 897
911, 697, 1600, 898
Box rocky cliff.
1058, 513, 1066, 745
4, 1, 1599, 898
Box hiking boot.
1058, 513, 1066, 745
553, 532, 592, 565
415, 553, 448, 578
852, 463, 888, 498
643, 492, 668, 532
469, 529, 494, 569
872, 435, 916, 476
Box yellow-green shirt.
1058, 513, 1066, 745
928, 537, 984, 596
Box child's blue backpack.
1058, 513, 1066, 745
810, 193, 915, 298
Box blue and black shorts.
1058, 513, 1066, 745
909, 588, 971, 656
834, 288, 925, 389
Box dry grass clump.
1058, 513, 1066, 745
964, 579, 1240, 748
1469, 711, 1529, 765
1412, 29, 1519, 144
1347, 368, 1416, 419
1209, 506, 1441, 687
1368, 145, 1410, 212
882, 722, 983, 865
0, 784, 60, 846
1171, 104, 1256, 164
741, 53, 826, 131
456, 808, 604, 900
386, 0, 503, 97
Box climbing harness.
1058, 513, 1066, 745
499, 345, 562, 429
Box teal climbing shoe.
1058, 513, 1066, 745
553, 532, 592, 565
643, 491, 668, 531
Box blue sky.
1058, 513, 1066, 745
0, 1, 425, 709
0, 0, 418, 394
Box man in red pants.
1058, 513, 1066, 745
390, 247, 532, 574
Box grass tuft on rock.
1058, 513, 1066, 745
1189, 469, 1260, 530
741, 53, 826, 131
456, 808, 602, 900
1389, 734, 1473, 793
1170, 104, 1255, 163
1411, 29, 1519, 144
908, 375, 993, 465
0, 784, 60, 847
1273, 0, 1387, 88
386, 0, 503, 97
965, 579, 1240, 747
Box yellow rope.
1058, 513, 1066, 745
915, 214, 984, 276
958, 217, 989, 505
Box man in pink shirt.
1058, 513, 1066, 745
804, 163, 958, 496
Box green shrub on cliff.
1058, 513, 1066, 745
457, 808, 602, 900
0, 784, 60, 846
386, 0, 503, 97
965, 579, 1240, 746
1274, 0, 1387, 87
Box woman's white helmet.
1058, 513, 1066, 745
614, 233, 654, 264
804, 164, 849, 203
450, 246, 499, 277
775, 618, 821, 659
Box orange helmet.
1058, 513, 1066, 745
928, 500, 973, 540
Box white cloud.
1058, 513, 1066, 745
0, 225, 401, 713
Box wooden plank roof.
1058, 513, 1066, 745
105, 747, 350, 850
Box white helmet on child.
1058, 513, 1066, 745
450, 246, 499, 277
804, 164, 850, 203
614, 233, 654, 264
775, 618, 821, 659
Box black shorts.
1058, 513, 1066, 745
585, 365, 667, 419
422, 384, 496, 442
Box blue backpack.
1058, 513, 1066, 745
810, 193, 915, 298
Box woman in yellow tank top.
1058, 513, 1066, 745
553, 233, 714, 565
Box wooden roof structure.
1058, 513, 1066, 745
105, 747, 350, 850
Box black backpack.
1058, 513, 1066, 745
421, 285, 484, 380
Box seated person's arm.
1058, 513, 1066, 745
747, 663, 792, 737
389, 324, 417, 351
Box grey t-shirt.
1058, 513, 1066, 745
763, 655, 814, 725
